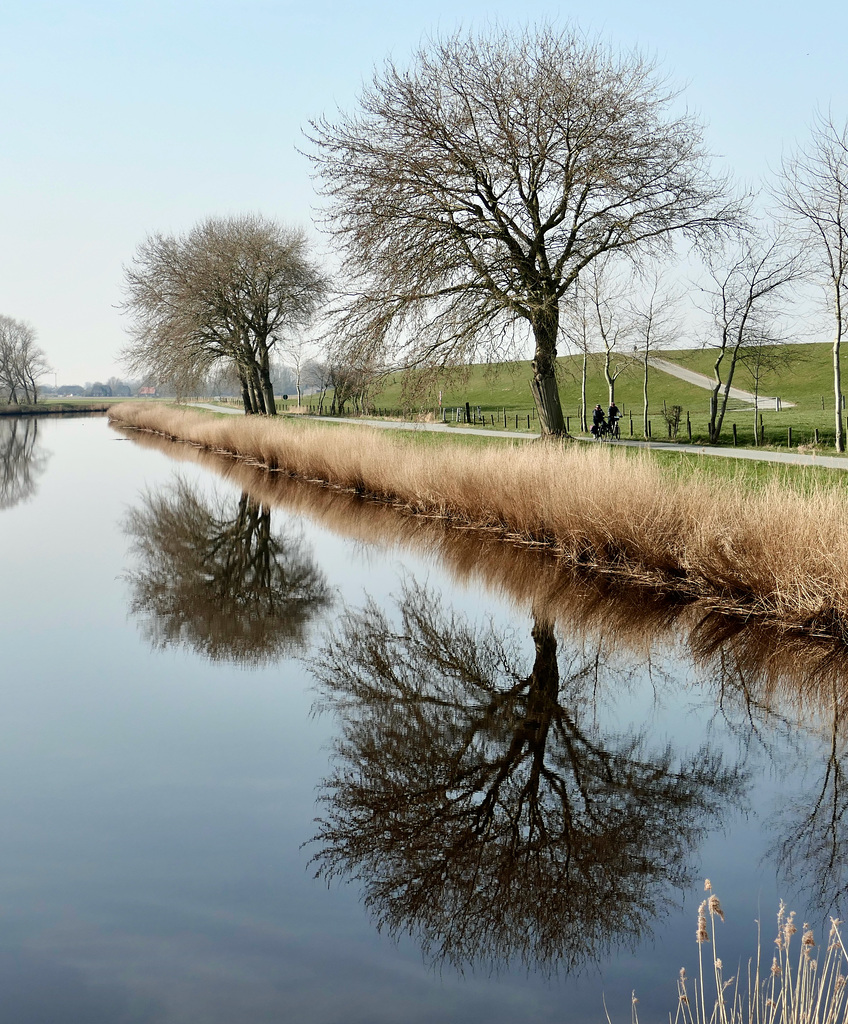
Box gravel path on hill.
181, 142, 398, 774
647, 356, 795, 409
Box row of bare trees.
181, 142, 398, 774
119, 25, 847, 445
0, 315, 50, 405
560, 231, 802, 444
304, 25, 848, 444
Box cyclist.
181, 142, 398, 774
590, 404, 606, 439
607, 401, 621, 439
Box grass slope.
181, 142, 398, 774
364, 342, 847, 449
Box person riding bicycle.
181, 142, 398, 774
607, 401, 621, 438
591, 404, 606, 439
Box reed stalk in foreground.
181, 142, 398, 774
659, 881, 848, 1024
107, 404, 848, 633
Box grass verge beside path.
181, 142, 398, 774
108, 402, 848, 636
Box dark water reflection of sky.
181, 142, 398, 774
0, 415, 844, 1023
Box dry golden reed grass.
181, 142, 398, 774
665, 882, 848, 1024
108, 403, 848, 633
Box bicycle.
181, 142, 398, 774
598, 415, 621, 441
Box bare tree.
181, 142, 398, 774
737, 340, 798, 445
327, 357, 383, 415
560, 282, 595, 432
560, 261, 634, 429
278, 334, 315, 407
627, 270, 682, 438
586, 262, 633, 408
0, 315, 50, 405
309, 579, 745, 972
0, 417, 50, 508
308, 24, 739, 436
778, 114, 848, 451
700, 226, 800, 444
121, 215, 327, 415
304, 359, 332, 413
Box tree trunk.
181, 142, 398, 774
708, 347, 726, 443
834, 338, 843, 453
249, 363, 267, 415
529, 310, 566, 436
642, 352, 649, 438
238, 371, 254, 414
258, 341, 277, 416
834, 288, 844, 452
604, 348, 616, 406
713, 345, 744, 443
753, 391, 759, 445
580, 353, 587, 432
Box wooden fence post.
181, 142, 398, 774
732, 423, 737, 446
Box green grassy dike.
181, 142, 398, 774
108, 402, 848, 638
324, 341, 848, 452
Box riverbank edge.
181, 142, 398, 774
107, 402, 848, 641
1, 403, 113, 417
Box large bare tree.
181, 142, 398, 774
308, 24, 739, 435
0, 315, 50, 405
121, 215, 327, 415
778, 114, 848, 451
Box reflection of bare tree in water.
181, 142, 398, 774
690, 614, 848, 912
309, 580, 746, 973
0, 417, 49, 510
775, 693, 848, 912
124, 477, 332, 665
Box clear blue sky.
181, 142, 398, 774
1, 0, 846, 384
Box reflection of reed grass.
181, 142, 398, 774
122, 423, 848, 714
659, 881, 848, 1024
108, 403, 848, 634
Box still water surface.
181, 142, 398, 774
0, 415, 845, 1022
